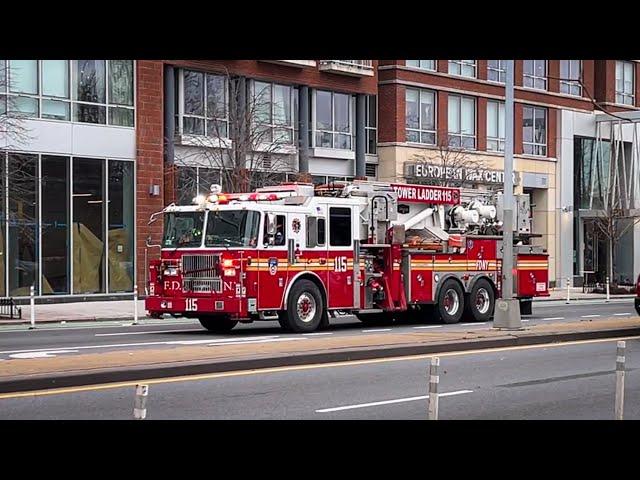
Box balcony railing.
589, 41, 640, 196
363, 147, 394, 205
319, 60, 374, 77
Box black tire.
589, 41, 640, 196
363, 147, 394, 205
464, 278, 495, 322
280, 280, 324, 333
435, 279, 465, 324
355, 312, 394, 326
198, 315, 238, 333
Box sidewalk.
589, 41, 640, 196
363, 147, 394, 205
0, 289, 636, 325
535, 287, 636, 302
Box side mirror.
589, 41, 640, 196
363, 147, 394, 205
266, 213, 277, 235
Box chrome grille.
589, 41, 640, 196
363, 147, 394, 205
183, 278, 222, 293
181, 254, 221, 293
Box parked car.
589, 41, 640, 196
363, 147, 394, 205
636, 274, 640, 315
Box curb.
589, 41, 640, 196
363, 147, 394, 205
0, 316, 152, 326
2, 325, 639, 394
533, 295, 635, 302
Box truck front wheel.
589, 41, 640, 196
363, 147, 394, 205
199, 315, 238, 333
280, 280, 324, 333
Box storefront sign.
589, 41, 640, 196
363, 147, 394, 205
391, 183, 460, 205
405, 163, 520, 186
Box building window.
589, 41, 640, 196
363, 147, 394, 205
314, 90, 352, 150
365, 95, 377, 154
0, 60, 136, 125
615, 61, 635, 106
448, 95, 476, 149
253, 81, 296, 144
523, 60, 547, 90
181, 70, 228, 137
486, 100, 505, 152
72, 60, 135, 126
448, 60, 476, 78
487, 60, 506, 83
560, 60, 582, 96
108, 161, 135, 292
405, 88, 436, 145
523, 105, 547, 156
406, 60, 436, 71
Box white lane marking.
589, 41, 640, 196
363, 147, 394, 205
0, 320, 199, 334
581, 315, 601, 318
303, 332, 333, 336
10, 350, 79, 359
541, 317, 564, 321
613, 313, 632, 316
522, 320, 530, 322
316, 390, 473, 413
208, 338, 306, 346
362, 328, 392, 333
413, 325, 443, 329
95, 329, 202, 337
0, 336, 282, 356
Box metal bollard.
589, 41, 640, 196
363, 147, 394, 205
428, 356, 440, 420
615, 341, 625, 420
565, 277, 571, 304
29, 285, 35, 330
133, 284, 139, 325
606, 276, 610, 303
134, 384, 149, 420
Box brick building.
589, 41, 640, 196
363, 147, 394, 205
1, 59, 639, 300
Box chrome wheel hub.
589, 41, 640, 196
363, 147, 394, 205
296, 293, 316, 323
475, 288, 490, 314
443, 289, 460, 316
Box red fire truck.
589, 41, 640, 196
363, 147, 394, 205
145, 181, 549, 333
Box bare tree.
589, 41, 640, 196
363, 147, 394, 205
0, 62, 31, 151
409, 130, 488, 188
172, 69, 296, 200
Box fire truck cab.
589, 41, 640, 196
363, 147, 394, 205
145, 181, 549, 333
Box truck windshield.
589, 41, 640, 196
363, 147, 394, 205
162, 212, 205, 248
205, 210, 261, 248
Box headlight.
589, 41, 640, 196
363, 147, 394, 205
434, 274, 440, 283
164, 267, 178, 275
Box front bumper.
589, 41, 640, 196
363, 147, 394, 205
146, 295, 245, 318
635, 297, 640, 316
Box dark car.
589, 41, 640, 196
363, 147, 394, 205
636, 274, 640, 315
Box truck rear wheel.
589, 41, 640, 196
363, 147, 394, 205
280, 280, 324, 333
435, 279, 464, 324
465, 278, 495, 322
198, 315, 238, 333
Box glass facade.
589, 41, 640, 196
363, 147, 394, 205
1, 60, 135, 126
0, 152, 134, 296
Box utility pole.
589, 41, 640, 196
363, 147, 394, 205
494, 59, 522, 330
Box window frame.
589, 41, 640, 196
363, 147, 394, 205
448, 60, 477, 78
559, 60, 582, 96
1, 60, 136, 126
251, 80, 296, 145
406, 60, 436, 72
615, 60, 635, 106
487, 60, 506, 84
405, 87, 437, 145
365, 94, 377, 155
179, 69, 229, 138
522, 105, 547, 157
447, 94, 476, 149
313, 89, 353, 150
486, 100, 505, 152
523, 60, 547, 91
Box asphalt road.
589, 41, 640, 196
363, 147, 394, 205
0, 298, 636, 360
1, 335, 638, 419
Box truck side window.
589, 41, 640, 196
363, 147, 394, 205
329, 207, 351, 247
317, 218, 326, 246
263, 214, 286, 246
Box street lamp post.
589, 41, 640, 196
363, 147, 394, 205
493, 59, 522, 330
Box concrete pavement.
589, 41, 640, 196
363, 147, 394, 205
1, 313, 639, 394
1, 335, 638, 419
